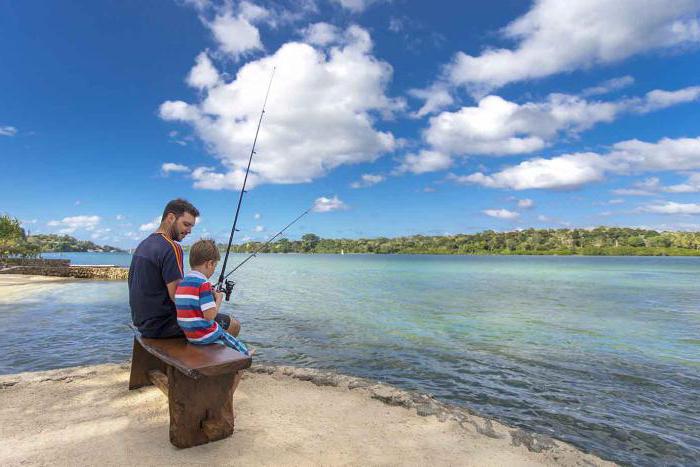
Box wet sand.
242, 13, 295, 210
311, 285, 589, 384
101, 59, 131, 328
0, 274, 77, 301
0, 363, 613, 466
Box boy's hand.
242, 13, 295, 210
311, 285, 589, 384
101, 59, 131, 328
214, 289, 224, 306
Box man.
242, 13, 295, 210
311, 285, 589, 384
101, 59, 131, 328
128, 199, 199, 338
129, 198, 241, 338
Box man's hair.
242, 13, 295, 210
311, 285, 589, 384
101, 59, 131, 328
189, 239, 221, 267
161, 198, 199, 222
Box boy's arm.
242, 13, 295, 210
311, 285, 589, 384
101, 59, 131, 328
199, 282, 220, 321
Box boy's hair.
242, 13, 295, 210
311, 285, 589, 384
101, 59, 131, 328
189, 239, 221, 267
162, 198, 200, 222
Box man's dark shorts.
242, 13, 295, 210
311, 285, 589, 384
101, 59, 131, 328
156, 313, 232, 338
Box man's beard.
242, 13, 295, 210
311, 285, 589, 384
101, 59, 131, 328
169, 223, 181, 241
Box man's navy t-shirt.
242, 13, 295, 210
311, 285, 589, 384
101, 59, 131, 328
128, 233, 185, 338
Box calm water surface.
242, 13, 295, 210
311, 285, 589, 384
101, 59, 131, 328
2, 253, 699, 465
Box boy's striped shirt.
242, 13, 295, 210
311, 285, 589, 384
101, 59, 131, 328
175, 271, 219, 343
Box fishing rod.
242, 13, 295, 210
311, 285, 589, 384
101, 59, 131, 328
222, 207, 311, 281
216, 67, 276, 300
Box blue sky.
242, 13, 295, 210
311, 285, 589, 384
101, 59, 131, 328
2, 0, 700, 247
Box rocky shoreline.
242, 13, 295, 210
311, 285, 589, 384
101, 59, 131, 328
0, 258, 128, 280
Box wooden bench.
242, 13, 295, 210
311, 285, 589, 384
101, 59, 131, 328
128, 332, 252, 448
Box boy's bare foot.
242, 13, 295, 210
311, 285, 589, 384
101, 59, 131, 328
248, 347, 257, 357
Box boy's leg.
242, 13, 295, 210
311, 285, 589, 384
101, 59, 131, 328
214, 313, 241, 337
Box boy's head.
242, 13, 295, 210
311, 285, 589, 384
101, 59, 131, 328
189, 239, 221, 278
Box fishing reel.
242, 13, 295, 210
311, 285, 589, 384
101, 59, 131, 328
217, 279, 236, 302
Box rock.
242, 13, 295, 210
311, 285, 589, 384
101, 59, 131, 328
510, 429, 556, 452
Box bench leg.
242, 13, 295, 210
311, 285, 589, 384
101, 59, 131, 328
128, 338, 166, 390
167, 366, 237, 448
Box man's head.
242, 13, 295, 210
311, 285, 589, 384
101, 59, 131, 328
160, 198, 199, 241
189, 238, 221, 278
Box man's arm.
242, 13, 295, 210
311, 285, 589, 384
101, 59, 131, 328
166, 279, 181, 303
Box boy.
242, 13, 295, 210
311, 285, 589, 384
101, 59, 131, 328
175, 239, 251, 355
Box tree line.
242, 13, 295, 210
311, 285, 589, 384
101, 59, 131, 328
0, 214, 123, 258
224, 228, 700, 256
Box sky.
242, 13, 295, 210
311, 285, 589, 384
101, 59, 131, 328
2, 0, 700, 248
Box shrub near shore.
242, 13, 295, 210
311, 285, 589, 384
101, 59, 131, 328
224, 228, 700, 256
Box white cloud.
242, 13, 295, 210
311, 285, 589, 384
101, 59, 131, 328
420, 87, 700, 160
48, 215, 101, 234
637, 86, 700, 113
253, 225, 265, 232
332, 0, 382, 13
454, 152, 610, 190
0, 125, 17, 136
187, 51, 220, 89
139, 216, 161, 232
254, 213, 261, 219
582, 75, 635, 96
116, 214, 125, 221
612, 177, 662, 196
161, 162, 191, 175
615, 173, 700, 195
208, 9, 265, 59
517, 198, 534, 208
350, 173, 385, 188
409, 85, 454, 118
643, 201, 700, 215
301, 22, 341, 46
608, 137, 700, 172
666, 172, 700, 192
395, 150, 452, 174
160, 26, 400, 190
456, 135, 700, 191
483, 208, 520, 219
313, 195, 347, 212
444, 0, 700, 94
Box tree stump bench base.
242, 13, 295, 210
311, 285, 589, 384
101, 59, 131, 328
128, 333, 252, 448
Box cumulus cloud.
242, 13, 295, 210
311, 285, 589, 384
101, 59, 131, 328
161, 162, 191, 175
483, 208, 520, 219
0, 125, 17, 136
187, 51, 220, 89
350, 173, 385, 188
443, 0, 700, 94
253, 225, 265, 232
453, 153, 610, 190
395, 150, 452, 174
301, 22, 341, 46
455, 135, 700, 191
160, 26, 401, 190
313, 195, 348, 212
207, 5, 267, 59
665, 172, 700, 192
642, 201, 700, 215
419, 86, 700, 160
139, 216, 161, 232
48, 215, 101, 234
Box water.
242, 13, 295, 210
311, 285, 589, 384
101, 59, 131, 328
2, 252, 699, 465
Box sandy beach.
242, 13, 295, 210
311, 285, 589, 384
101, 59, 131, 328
0, 362, 613, 466
0, 274, 77, 301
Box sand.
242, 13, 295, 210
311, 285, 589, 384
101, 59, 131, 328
0, 274, 76, 301
0, 363, 614, 466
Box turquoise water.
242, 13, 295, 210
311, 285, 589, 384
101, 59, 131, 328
3, 252, 699, 465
